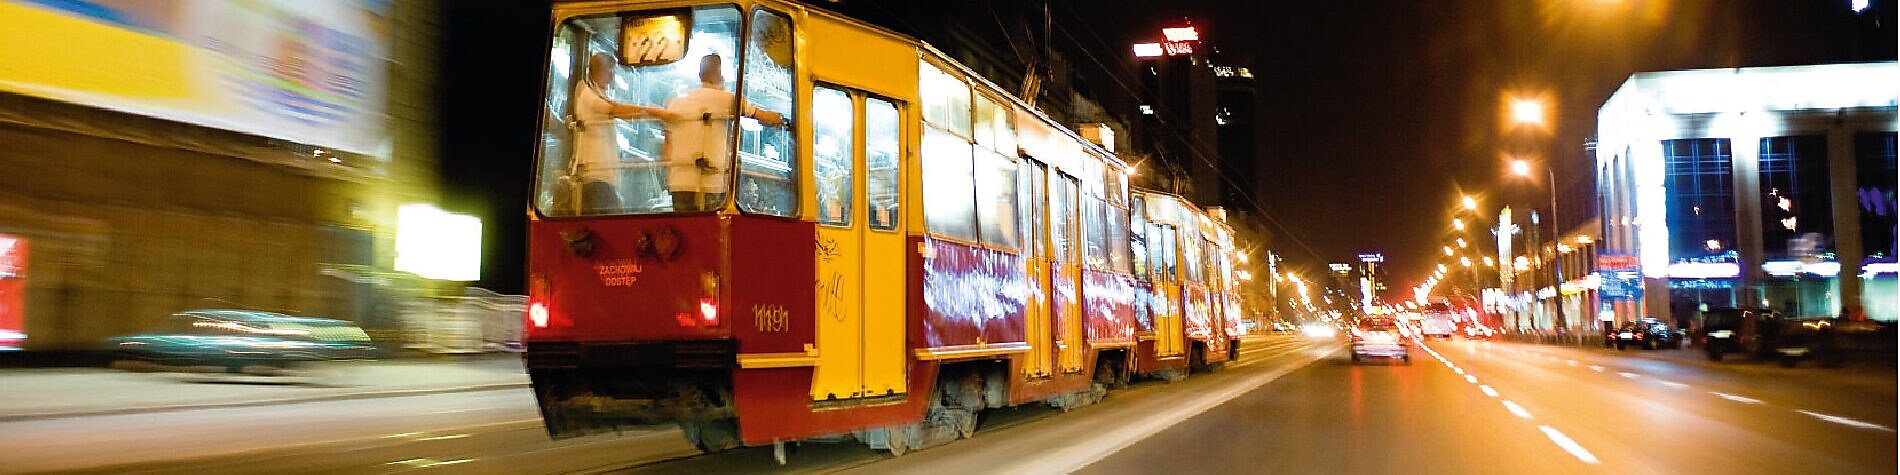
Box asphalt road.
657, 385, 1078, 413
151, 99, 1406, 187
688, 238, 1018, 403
1080, 338, 1897, 475
8, 335, 1893, 474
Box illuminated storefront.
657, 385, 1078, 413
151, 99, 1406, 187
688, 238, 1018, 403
1595, 62, 1899, 322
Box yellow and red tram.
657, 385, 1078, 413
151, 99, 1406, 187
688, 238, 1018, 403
522, 0, 1246, 458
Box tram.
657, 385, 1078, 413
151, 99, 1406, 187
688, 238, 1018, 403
522, 0, 1246, 459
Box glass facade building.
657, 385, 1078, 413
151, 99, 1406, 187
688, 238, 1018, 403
1595, 63, 1899, 324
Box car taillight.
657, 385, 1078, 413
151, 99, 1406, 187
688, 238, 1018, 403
528, 302, 550, 328
699, 297, 719, 327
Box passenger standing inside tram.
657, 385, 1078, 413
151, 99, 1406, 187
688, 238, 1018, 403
572, 52, 668, 214
661, 54, 786, 211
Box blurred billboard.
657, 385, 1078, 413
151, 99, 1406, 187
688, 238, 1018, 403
0, 0, 392, 154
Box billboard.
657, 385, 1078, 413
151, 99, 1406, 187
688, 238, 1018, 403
0, 0, 392, 155
0, 234, 25, 351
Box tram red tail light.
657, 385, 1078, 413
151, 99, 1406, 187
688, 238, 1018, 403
528, 302, 550, 328
698, 297, 720, 327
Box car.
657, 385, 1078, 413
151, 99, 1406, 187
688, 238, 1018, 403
109, 309, 379, 376
1613, 318, 1678, 350
1462, 324, 1495, 340
1700, 307, 1783, 361
1350, 319, 1410, 364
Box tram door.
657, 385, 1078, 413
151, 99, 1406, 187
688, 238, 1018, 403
1021, 160, 1053, 378
811, 87, 909, 401
1151, 224, 1185, 357
1051, 173, 1085, 373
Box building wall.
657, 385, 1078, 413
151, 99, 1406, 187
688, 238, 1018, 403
0, 0, 443, 350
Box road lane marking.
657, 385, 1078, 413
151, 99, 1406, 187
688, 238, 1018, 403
1586, 365, 1605, 372
1565, 359, 1577, 366
1453, 367, 1466, 375
1710, 392, 1764, 405
1479, 385, 1499, 397
1020, 345, 1331, 473
1795, 410, 1896, 432
1617, 372, 1641, 380
1656, 380, 1689, 390
1464, 375, 1478, 384
1501, 400, 1533, 419
1538, 425, 1601, 464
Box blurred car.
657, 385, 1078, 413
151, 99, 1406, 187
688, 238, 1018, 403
110, 310, 378, 376
1700, 307, 1782, 361
1349, 319, 1410, 364
1613, 318, 1678, 350
1462, 324, 1495, 340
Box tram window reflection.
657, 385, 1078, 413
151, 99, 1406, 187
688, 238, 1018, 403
975, 149, 1019, 250
922, 128, 976, 241
865, 98, 902, 230
812, 86, 853, 226
737, 8, 797, 216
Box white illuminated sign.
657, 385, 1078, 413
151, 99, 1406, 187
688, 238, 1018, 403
395, 204, 483, 281
1133, 43, 1163, 57
1162, 26, 1199, 42
1666, 262, 1740, 279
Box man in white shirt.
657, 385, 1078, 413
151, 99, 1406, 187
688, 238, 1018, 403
660, 54, 785, 211
571, 52, 667, 214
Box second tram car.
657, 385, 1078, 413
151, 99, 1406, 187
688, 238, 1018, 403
523, 0, 1246, 459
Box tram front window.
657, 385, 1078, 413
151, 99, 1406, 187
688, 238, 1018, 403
535, 6, 789, 217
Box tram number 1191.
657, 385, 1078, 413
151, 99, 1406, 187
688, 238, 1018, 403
753, 304, 790, 333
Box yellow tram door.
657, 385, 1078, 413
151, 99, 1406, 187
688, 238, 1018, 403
1052, 173, 1085, 373
811, 87, 908, 401
1021, 159, 1053, 378
1153, 224, 1185, 357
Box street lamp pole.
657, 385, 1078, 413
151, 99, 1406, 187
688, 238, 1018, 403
1545, 166, 1567, 335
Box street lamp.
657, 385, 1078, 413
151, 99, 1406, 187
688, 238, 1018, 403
1512, 159, 1568, 334
1461, 195, 1479, 211
1453, 218, 1466, 231
1511, 98, 1545, 126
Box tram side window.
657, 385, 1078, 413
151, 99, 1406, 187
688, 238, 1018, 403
533, 7, 743, 217
1082, 196, 1108, 269
1108, 205, 1132, 273
920, 60, 976, 241
1183, 236, 1206, 284
812, 86, 852, 226
975, 148, 1020, 250
865, 98, 901, 230
922, 128, 976, 240
738, 9, 798, 217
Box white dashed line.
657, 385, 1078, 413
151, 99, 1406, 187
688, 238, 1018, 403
1538, 425, 1601, 464
1465, 374, 1478, 384
1795, 410, 1896, 432
1656, 380, 1689, 390
1501, 400, 1534, 419
1617, 372, 1641, 380
1565, 360, 1578, 366
1453, 367, 1466, 375
1586, 365, 1605, 372
1479, 385, 1499, 398
1710, 392, 1764, 405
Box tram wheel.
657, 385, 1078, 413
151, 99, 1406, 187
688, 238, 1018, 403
681, 419, 740, 454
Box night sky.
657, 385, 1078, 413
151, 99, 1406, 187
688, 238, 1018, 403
439, 1, 1894, 295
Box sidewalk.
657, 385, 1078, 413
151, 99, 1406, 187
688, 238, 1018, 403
0, 354, 529, 422
1496, 333, 1897, 390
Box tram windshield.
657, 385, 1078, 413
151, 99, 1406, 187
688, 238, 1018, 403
534, 5, 796, 217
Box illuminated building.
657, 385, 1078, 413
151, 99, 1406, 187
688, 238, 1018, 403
1131, 23, 1223, 205
1594, 62, 1898, 324
0, 1, 453, 349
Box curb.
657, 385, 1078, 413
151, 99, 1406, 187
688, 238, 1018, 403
0, 381, 531, 423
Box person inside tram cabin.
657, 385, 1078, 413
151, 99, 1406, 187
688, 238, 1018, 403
570, 52, 669, 214
659, 53, 787, 211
